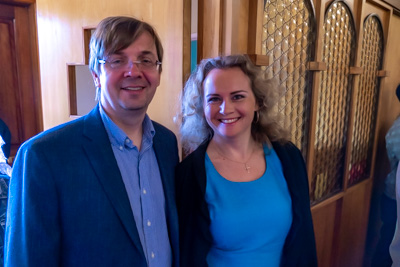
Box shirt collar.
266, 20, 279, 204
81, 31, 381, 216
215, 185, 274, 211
99, 104, 155, 149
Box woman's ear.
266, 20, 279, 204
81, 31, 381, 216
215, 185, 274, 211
255, 98, 263, 111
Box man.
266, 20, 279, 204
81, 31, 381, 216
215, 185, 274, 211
0, 119, 11, 159
5, 16, 179, 266
0, 135, 11, 264
373, 84, 400, 266
390, 163, 400, 266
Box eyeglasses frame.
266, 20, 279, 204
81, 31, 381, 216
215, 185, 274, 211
98, 57, 162, 71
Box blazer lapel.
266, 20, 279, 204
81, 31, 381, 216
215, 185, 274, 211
152, 122, 182, 267
81, 106, 144, 255
152, 124, 179, 237
152, 125, 175, 215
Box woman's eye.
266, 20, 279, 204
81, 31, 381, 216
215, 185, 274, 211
232, 94, 245, 100
207, 97, 220, 103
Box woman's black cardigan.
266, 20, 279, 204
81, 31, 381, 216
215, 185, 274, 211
175, 140, 318, 266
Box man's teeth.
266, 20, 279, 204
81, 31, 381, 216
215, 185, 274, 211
221, 118, 238, 123
125, 87, 143, 91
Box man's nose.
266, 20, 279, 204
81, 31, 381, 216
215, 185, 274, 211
124, 61, 142, 76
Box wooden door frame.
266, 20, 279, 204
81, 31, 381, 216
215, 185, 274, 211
0, 0, 42, 157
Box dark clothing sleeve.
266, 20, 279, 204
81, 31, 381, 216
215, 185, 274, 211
0, 119, 11, 159
5, 141, 61, 266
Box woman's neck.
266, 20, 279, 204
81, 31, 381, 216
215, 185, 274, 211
210, 135, 258, 159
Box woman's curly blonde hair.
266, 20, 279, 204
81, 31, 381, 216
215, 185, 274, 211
180, 54, 289, 154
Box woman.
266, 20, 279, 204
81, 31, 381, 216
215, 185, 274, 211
176, 54, 317, 267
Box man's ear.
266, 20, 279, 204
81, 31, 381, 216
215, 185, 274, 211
91, 71, 101, 88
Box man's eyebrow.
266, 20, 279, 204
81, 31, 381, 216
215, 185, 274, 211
137, 51, 157, 57
110, 50, 156, 57
107, 51, 124, 57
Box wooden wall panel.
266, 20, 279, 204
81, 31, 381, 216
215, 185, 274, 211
222, 0, 249, 55
311, 200, 338, 267
337, 180, 373, 267
198, 0, 222, 59
36, 0, 184, 136
199, 0, 252, 58
364, 0, 392, 41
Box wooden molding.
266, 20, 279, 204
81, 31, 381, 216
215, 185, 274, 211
67, 64, 78, 116
183, 0, 191, 85
377, 70, 390, 77
307, 61, 327, 71
83, 28, 94, 65
68, 28, 95, 117
377, 0, 398, 11
349, 66, 363, 75
198, 0, 222, 59
247, 54, 269, 66
247, 0, 263, 55
311, 192, 345, 210
0, 0, 34, 6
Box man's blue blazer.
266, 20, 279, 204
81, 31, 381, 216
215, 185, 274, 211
4, 105, 180, 266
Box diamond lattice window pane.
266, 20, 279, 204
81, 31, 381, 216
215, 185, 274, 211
348, 15, 384, 186
311, 1, 356, 203
262, 0, 315, 159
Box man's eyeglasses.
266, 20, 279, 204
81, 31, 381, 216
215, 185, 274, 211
98, 56, 162, 71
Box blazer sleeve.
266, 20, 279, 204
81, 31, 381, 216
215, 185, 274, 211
277, 142, 318, 267
4, 141, 61, 266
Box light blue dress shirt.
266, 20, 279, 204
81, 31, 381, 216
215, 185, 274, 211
100, 105, 172, 267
